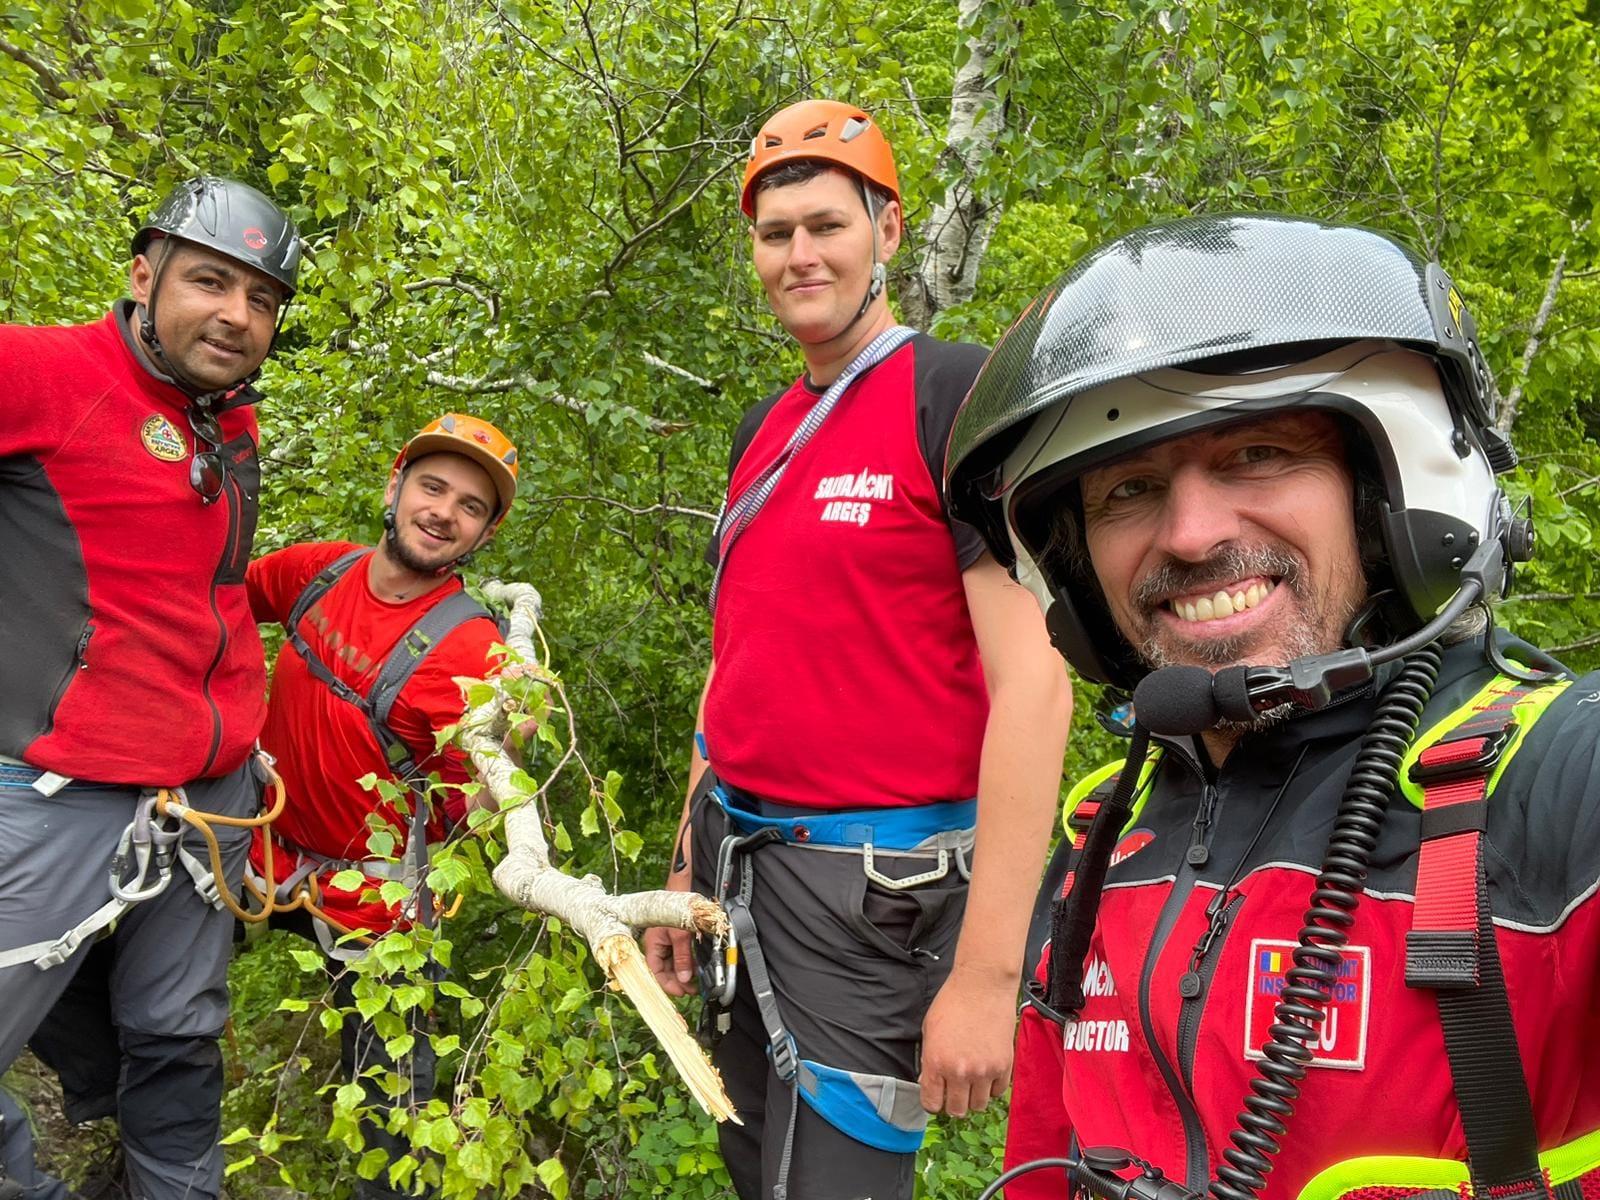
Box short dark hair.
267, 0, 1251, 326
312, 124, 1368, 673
752, 160, 895, 215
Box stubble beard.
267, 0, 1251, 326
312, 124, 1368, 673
386, 526, 460, 576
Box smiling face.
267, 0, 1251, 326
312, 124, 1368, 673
383, 452, 498, 576
130, 239, 284, 389
749, 167, 900, 347
1079, 411, 1367, 673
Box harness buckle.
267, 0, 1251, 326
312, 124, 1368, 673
770, 1032, 799, 1082
1408, 723, 1517, 785
862, 843, 949, 890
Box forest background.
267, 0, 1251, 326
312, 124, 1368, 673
3, 0, 1599, 1194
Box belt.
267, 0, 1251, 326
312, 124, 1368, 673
714, 787, 975, 890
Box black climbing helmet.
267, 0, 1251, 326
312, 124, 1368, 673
133, 176, 301, 298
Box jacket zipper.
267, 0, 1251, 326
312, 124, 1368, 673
1137, 763, 1218, 1195
197, 471, 242, 776
1173, 742, 1309, 1099
1177, 890, 1245, 1094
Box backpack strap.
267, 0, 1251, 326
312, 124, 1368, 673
1022, 746, 1163, 1024
1057, 748, 1163, 904
285, 547, 371, 707
1405, 674, 1571, 1200
364, 587, 495, 786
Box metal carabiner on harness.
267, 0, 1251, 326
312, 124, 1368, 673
697, 826, 780, 1046
108, 791, 181, 904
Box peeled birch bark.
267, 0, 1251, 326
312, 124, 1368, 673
461, 581, 736, 1123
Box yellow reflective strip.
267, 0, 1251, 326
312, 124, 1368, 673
1061, 750, 1164, 835
1062, 760, 1123, 833
1297, 1154, 1464, 1200
1542, 1124, 1600, 1183
1296, 1127, 1600, 1200
1397, 675, 1571, 811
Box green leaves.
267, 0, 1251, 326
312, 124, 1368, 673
18, 0, 1600, 1192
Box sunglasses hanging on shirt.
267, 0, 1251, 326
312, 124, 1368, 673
187, 405, 229, 505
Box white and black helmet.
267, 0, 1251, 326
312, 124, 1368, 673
945, 213, 1531, 690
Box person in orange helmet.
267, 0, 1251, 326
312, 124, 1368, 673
642, 100, 1071, 1200
242, 413, 520, 1198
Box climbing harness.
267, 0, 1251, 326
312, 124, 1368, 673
0, 754, 287, 972
697, 776, 974, 1198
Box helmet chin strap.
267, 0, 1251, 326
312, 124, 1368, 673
824, 179, 888, 345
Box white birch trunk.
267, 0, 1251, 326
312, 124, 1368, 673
902, 0, 1032, 329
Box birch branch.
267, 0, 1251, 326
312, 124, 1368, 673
460, 581, 735, 1123
641, 351, 718, 392
1548, 631, 1600, 655
1497, 218, 1590, 435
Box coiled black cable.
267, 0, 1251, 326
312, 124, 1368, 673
1210, 644, 1442, 1200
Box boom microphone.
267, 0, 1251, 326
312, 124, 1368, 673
1131, 667, 1222, 735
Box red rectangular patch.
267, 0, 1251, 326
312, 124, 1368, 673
1243, 939, 1370, 1071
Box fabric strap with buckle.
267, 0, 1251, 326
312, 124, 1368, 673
1405, 676, 1569, 1200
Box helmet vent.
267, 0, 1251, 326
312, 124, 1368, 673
803, 124, 829, 140
764, 135, 783, 148
839, 116, 870, 142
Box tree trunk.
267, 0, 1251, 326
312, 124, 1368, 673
900, 0, 1034, 330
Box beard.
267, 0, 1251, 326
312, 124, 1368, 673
386, 523, 462, 575
1127, 543, 1362, 732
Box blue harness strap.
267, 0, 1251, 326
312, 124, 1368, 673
717, 787, 976, 851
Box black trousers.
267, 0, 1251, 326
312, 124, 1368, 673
691, 787, 968, 1200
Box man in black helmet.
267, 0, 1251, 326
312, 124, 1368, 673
943, 215, 1600, 1200
0, 176, 300, 1199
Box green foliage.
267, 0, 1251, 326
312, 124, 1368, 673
7, 0, 1600, 1191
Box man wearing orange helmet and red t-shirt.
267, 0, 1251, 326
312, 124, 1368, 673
244, 413, 520, 1200
641, 100, 1071, 1200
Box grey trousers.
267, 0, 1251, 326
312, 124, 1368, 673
0, 761, 257, 1199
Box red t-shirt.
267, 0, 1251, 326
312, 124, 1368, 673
704, 334, 991, 810
246, 541, 502, 932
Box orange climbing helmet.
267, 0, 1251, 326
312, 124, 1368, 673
393, 413, 520, 525
740, 99, 901, 218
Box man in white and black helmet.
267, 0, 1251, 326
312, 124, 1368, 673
0, 175, 300, 1200
943, 216, 1600, 1200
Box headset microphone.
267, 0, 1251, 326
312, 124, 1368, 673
1131, 667, 1222, 735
